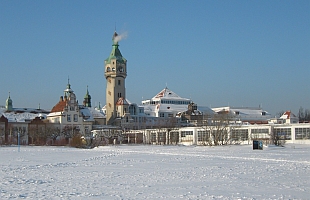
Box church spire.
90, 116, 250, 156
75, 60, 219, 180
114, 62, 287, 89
83, 85, 91, 107
5, 92, 13, 111
64, 77, 73, 97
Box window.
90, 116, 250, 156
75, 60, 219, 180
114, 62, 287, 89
295, 128, 310, 140
235, 111, 240, 115
158, 132, 166, 142
151, 133, 157, 142
273, 128, 291, 140
262, 111, 266, 116
118, 80, 121, 85
159, 113, 165, 117
231, 129, 248, 141
198, 131, 209, 142
181, 131, 193, 137
251, 128, 269, 139
168, 113, 173, 117
67, 114, 71, 122
180, 131, 193, 142
74, 114, 78, 122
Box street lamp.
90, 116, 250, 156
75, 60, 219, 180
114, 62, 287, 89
18, 132, 20, 152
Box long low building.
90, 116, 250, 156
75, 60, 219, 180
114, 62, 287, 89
123, 122, 310, 146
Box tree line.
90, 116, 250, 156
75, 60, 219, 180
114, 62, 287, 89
298, 107, 310, 122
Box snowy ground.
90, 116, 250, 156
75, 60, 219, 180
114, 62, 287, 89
0, 144, 309, 199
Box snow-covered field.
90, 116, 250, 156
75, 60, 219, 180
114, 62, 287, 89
0, 144, 309, 199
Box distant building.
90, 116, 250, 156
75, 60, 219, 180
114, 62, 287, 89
212, 106, 271, 124
141, 87, 192, 118
279, 111, 299, 124
47, 80, 104, 139
0, 93, 49, 145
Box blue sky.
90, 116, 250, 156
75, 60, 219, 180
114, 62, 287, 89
0, 0, 309, 116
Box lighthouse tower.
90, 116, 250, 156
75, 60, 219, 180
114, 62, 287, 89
104, 32, 128, 125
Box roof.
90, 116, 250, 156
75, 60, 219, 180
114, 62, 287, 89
140, 87, 193, 116
116, 97, 129, 106
104, 32, 127, 64
82, 106, 105, 119
280, 111, 297, 119
212, 106, 271, 123
51, 98, 67, 112
0, 107, 47, 122
153, 87, 189, 100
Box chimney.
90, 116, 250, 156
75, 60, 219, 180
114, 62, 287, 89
60, 96, 63, 102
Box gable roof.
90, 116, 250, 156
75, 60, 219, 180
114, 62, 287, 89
116, 97, 129, 105
51, 99, 67, 112
153, 87, 189, 100
280, 111, 297, 119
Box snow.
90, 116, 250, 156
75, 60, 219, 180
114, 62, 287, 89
1, 144, 309, 199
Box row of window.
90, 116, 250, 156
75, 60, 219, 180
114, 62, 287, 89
161, 100, 190, 105
181, 131, 193, 137
234, 111, 266, 116
231, 129, 248, 141
67, 114, 78, 122
159, 113, 174, 117
150, 132, 166, 142
274, 128, 291, 139
295, 128, 310, 140
143, 100, 190, 105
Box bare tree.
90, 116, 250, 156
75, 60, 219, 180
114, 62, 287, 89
45, 124, 61, 145
276, 110, 285, 118
0, 125, 5, 145
298, 107, 310, 122
270, 127, 286, 146
62, 125, 80, 138
205, 113, 235, 146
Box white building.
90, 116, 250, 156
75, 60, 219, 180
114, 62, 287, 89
279, 110, 299, 124
212, 106, 271, 124
141, 87, 191, 118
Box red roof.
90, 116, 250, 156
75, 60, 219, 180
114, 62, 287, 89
116, 97, 129, 105
51, 98, 67, 112
282, 111, 296, 119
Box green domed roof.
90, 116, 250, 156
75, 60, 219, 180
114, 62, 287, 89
105, 32, 127, 64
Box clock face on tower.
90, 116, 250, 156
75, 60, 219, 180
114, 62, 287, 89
118, 66, 124, 72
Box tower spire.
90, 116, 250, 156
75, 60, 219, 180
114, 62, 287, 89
6, 91, 13, 111
83, 85, 91, 107
64, 77, 73, 97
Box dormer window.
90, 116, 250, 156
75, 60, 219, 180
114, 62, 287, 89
235, 111, 240, 115
262, 111, 266, 116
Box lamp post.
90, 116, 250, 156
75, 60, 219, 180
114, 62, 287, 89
18, 132, 20, 152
